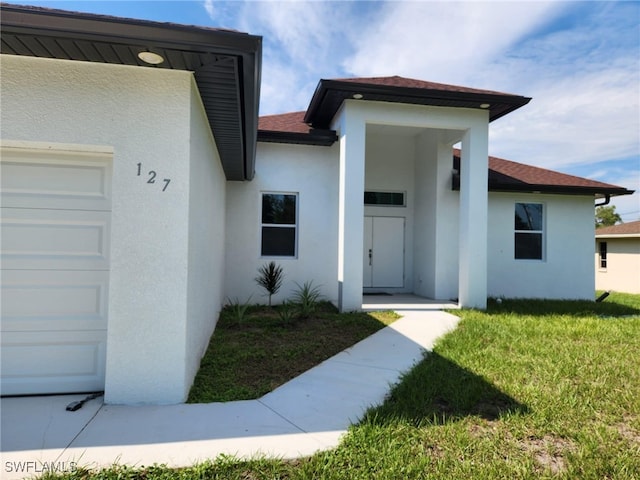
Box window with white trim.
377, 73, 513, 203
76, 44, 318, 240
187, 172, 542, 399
599, 241, 607, 269
514, 203, 544, 260
261, 193, 297, 257
364, 191, 406, 206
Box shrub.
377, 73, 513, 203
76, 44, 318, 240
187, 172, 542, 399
226, 296, 252, 325
292, 281, 323, 318
255, 261, 284, 307
277, 300, 297, 325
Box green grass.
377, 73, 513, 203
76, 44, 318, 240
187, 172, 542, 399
187, 301, 399, 403
41, 293, 640, 479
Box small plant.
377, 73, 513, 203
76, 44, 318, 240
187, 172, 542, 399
292, 281, 323, 318
226, 296, 252, 325
277, 300, 297, 325
255, 261, 284, 307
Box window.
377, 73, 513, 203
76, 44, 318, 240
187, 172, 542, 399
364, 191, 405, 207
599, 241, 607, 269
261, 193, 297, 257
514, 203, 544, 260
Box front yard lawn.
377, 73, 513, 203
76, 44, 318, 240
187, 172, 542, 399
42, 293, 640, 479
187, 302, 399, 403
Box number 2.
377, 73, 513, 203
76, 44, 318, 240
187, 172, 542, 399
147, 171, 156, 184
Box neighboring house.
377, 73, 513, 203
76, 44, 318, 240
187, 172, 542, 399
0, 5, 633, 405
595, 221, 640, 294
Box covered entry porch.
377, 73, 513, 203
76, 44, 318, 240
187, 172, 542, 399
362, 293, 460, 312
334, 99, 490, 311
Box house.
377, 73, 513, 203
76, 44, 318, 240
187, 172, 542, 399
595, 221, 640, 294
0, 5, 633, 405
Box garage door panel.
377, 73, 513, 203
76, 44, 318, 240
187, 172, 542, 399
1, 142, 111, 396
1, 331, 106, 395
1, 208, 110, 270
0, 148, 111, 211
1, 270, 108, 332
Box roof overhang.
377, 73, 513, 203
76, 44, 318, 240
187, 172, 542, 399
595, 233, 640, 239
486, 183, 633, 198
452, 154, 634, 198
304, 78, 532, 128
257, 129, 338, 146
0, 4, 262, 180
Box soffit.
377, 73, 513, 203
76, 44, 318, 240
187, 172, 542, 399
304, 77, 532, 128
0, 4, 262, 180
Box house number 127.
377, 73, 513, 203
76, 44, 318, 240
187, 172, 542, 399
136, 163, 171, 192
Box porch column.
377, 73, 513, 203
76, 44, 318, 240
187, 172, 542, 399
458, 123, 489, 309
337, 108, 366, 312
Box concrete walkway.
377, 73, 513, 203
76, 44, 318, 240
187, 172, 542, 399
1, 300, 459, 479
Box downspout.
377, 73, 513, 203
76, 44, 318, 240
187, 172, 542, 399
595, 194, 611, 207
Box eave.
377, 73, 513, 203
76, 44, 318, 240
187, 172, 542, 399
486, 183, 633, 198
0, 4, 262, 180
304, 78, 532, 128
595, 233, 640, 239
452, 153, 634, 198
257, 129, 338, 146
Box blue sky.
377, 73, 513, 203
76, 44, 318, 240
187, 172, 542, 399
5, 0, 640, 221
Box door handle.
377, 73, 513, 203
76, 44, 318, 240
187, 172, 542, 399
368, 249, 372, 266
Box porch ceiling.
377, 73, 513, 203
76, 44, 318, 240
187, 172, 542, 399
0, 4, 262, 181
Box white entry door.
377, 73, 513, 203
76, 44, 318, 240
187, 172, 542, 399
363, 216, 405, 288
1, 144, 111, 395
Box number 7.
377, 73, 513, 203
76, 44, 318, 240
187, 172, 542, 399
162, 178, 171, 192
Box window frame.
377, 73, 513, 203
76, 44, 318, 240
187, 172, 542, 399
364, 190, 406, 207
514, 202, 545, 261
260, 191, 298, 258
599, 241, 607, 269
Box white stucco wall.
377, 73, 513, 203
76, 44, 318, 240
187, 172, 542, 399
595, 238, 640, 294
413, 132, 461, 301
225, 142, 340, 305
487, 192, 595, 299
184, 80, 227, 396
1, 55, 223, 404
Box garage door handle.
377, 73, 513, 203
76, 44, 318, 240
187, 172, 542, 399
368, 249, 372, 266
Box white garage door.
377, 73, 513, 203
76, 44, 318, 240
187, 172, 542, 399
1, 143, 112, 395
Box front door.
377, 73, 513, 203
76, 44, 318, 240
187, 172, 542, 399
363, 216, 405, 288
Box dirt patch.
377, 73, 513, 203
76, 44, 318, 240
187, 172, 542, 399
423, 442, 446, 459
615, 415, 640, 444
467, 419, 500, 439
519, 435, 576, 475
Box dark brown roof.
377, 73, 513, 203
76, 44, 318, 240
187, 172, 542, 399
304, 76, 531, 127
256, 111, 633, 197
453, 149, 632, 197
0, 3, 262, 181
596, 221, 640, 237
259, 111, 310, 134
337, 76, 516, 96
258, 111, 337, 146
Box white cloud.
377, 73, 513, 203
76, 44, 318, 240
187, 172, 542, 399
489, 64, 639, 170
202, 0, 214, 18
201, 1, 639, 196
223, 1, 366, 114
343, 1, 561, 85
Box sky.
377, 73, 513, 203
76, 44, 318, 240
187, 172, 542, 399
5, 0, 640, 221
